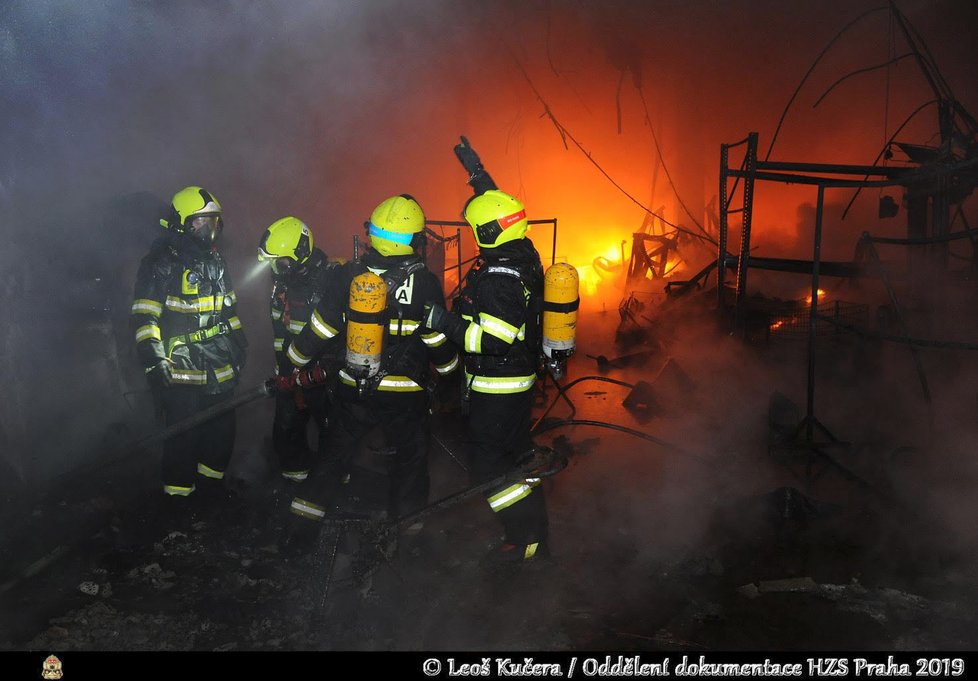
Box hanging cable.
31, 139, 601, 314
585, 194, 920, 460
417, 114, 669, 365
879, 13, 894, 203
636, 85, 711, 241
508, 56, 716, 247
764, 5, 888, 162
811, 54, 913, 109
840, 98, 938, 219
884, 11, 894, 153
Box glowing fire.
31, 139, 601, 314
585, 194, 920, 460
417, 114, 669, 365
770, 320, 784, 330
574, 242, 625, 297
804, 289, 826, 304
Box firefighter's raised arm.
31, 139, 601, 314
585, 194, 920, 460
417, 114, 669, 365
454, 135, 497, 194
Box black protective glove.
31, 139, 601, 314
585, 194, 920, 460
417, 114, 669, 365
454, 135, 484, 177
277, 353, 295, 379
423, 302, 451, 333
454, 135, 497, 193
432, 370, 461, 414
424, 302, 468, 347
148, 359, 174, 388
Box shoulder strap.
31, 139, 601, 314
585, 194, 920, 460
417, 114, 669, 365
380, 257, 425, 295
306, 257, 339, 308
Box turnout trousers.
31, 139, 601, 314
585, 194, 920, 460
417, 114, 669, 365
158, 385, 236, 495
290, 384, 430, 523
273, 384, 330, 481
466, 388, 548, 546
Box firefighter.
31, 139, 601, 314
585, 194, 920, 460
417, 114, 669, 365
423, 138, 550, 563
130, 186, 248, 512
258, 216, 343, 484
281, 194, 459, 551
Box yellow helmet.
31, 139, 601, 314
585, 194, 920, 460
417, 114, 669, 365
258, 216, 313, 275
161, 186, 223, 244
463, 189, 528, 248
366, 194, 424, 256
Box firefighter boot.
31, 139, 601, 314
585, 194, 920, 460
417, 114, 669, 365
485, 540, 551, 566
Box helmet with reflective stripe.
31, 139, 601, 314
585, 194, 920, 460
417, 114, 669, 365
463, 189, 528, 248
367, 194, 424, 256
162, 186, 222, 232
161, 186, 224, 245
258, 216, 313, 264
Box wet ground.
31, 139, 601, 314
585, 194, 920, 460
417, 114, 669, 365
3, 290, 978, 653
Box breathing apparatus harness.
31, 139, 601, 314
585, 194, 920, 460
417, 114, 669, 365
453, 254, 545, 411
344, 255, 427, 397
161, 235, 232, 356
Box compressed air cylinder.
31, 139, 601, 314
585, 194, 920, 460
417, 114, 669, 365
542, 262, 579, 359
345, 271, 387, 379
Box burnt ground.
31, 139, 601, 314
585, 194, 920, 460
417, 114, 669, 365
3, 291, 978, 654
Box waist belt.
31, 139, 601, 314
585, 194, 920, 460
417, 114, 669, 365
167, 320, 231, 350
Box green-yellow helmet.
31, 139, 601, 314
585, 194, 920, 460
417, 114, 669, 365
366, 194, 424, 257
463, 189, 528, 248
160, 186, 223, 244
258, 216, 313, 275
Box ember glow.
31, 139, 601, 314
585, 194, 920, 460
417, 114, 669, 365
805, 289, 827, 304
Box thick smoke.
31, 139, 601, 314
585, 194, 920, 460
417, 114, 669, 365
1, 0, 977, 649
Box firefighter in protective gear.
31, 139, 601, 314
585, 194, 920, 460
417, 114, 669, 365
423, 138, 550, 563
130, 186, 248, 502
258, 216, 343, 483
282, 194, 459, 551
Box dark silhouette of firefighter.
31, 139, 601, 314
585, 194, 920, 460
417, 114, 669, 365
423, 138, 550, 563
130, 186, 248, 510
258, 216, 343, 484
279, 194, 459, 552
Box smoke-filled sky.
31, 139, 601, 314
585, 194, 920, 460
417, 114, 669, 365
3, 0, 976, 263
1, 0, 977, 482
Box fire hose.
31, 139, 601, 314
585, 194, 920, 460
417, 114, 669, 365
53, 378, 281, 487
59, 359, 340, 488
1, 378, 285, 595
3, 373, 321, 597
305, 442, 570, 620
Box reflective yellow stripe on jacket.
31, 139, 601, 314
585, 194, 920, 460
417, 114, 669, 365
435, 354, 459, 375
464, 372, 536, 394
132, 298, 163, 316
338, 369, 424, 392
310, 310, 338, 340
164, 294, 225, 314
169, 368, 208, 385
462, 312, 525, 353
135, 324, 162, 343
422, 330, 448, 347
388, 319, 420, 336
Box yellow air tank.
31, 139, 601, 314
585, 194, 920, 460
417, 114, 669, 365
346, 271, 387, 381
542, 262, 579, 380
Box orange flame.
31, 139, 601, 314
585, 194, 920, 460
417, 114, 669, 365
804, 289, 826, 304
573, 241, 625, 298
